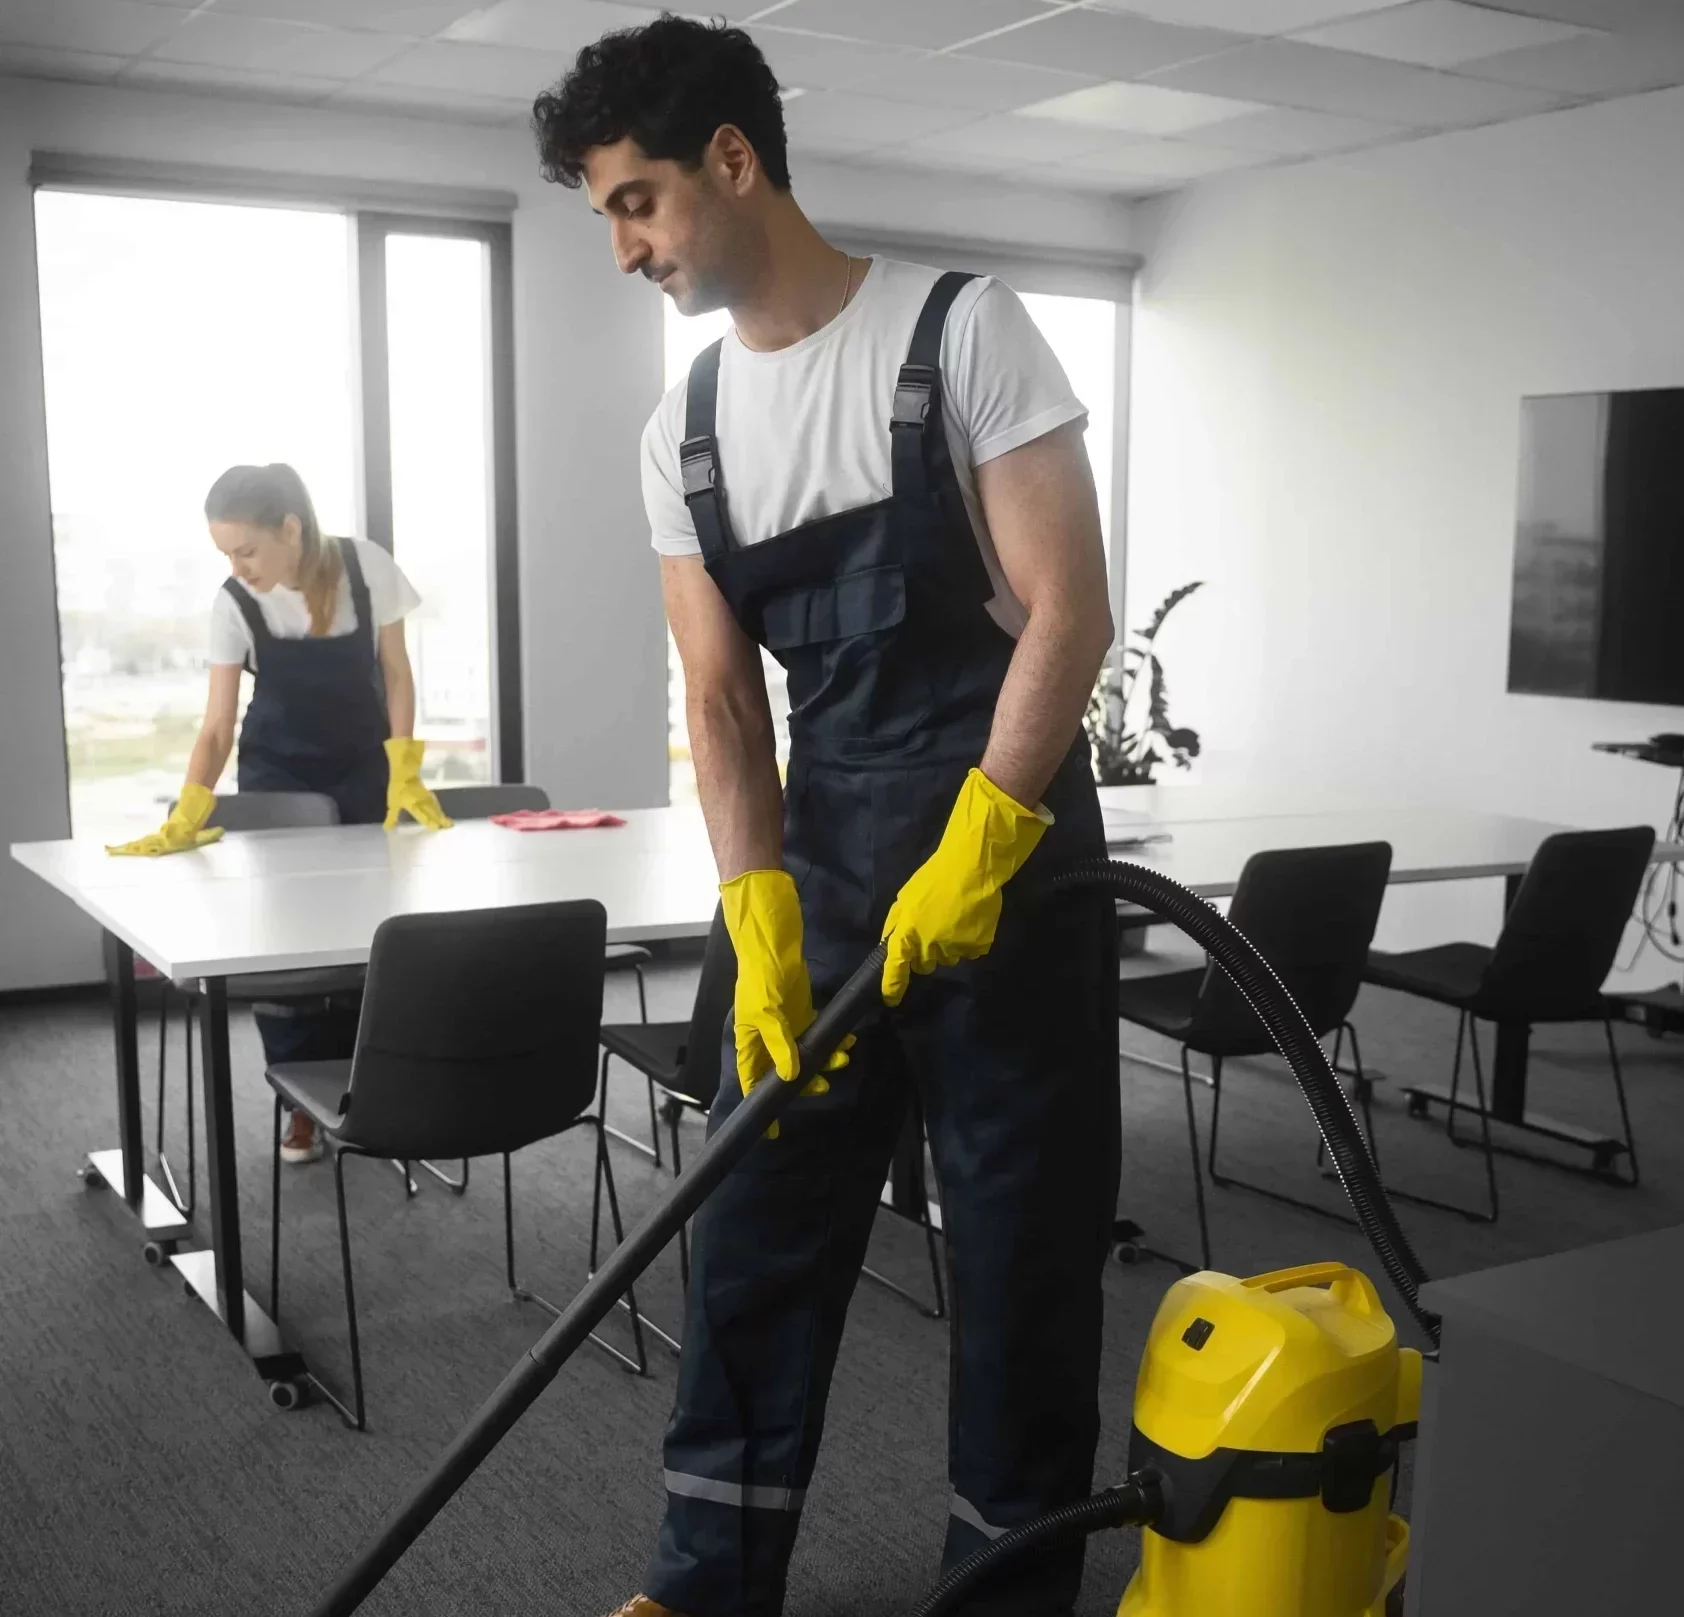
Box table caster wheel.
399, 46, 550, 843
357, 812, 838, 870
142, 1239, 174, 1267
1406, 1092, 1429, 1119
81, 1165, 105, 1190
1115, 1242, 1142, 1265
268, 1379, 305, 1412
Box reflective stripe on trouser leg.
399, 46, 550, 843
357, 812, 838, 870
950, 1493, 1009, 1542
664, 1471, 806, 1513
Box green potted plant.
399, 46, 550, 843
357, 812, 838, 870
1086, 582, 1203, 786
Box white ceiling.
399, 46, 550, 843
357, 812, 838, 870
4, 0, 1684, 198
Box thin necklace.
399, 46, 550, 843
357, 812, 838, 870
836, 252, 854, 320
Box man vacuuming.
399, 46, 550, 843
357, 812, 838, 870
533, 16, 1121, 1614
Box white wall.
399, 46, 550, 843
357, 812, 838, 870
1126, 87, 1684, 980
0, 74, 1135, 989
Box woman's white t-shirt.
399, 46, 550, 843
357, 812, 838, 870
639, 257, 1088, 638
208, 537, 421, 668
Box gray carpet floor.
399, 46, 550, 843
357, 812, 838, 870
2, 944, 1681, 1617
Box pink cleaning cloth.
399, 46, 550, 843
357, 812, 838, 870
491, 809, 627, 831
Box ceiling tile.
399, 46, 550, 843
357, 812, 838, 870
1018, 80, 1268, 134
1472, 0, 1680, 25
0, 0, 185, 58
443, 1, 660, 52
750, 30, 923, 93
329, 80, 532, 120
960, 8, 1239, 78
372, 39, 574, 96
1190, 104, 1411, 153
892, 144, 1034, 178
151, 15, 415, 77
760, 0, 1049, 52
862, 49, 1100, 111
1065, 137, 1268, 179
905, 113, 1118, 163
1084, 0, 1411, 35
207, 0, 486, 33
0, 43, 126, 82
782, 89, 981, 148
123, 59, 342, 102
1465, 22, 1684, 96
1295, 1, 1593, 69
1147, 38, 1573, 125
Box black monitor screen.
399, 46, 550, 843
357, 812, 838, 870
1508, 387, 1684, 706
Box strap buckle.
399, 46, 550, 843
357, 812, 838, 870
679, 435, 719, 499
891, 364, 937, 429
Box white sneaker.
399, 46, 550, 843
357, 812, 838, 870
280, 1112, 324, 1164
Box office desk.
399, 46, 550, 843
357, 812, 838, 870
12, 811, 722, 1395
1098, 790, 1684, 1171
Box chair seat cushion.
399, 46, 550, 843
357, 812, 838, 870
600, 1021, 701, 1098
1365, 943, 1491, 1008
1116, 968, 1203, 1042
177, 965, 367, 1004
266, 1059, 352, 1132
604, 944, 652, 969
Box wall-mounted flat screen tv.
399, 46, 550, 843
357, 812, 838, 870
1508, 387, 1684, 706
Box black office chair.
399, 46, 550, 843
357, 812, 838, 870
433, 782, 659, 1177
265, 899, 646, 1429
595, 906, 946, 1351
1115, 842, 1393, 1271
153, 790, 352, 1218
1365, 825, 1654, 1222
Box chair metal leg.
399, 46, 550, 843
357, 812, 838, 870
270, 1094, 283, 1321
386, 1158, 419, 1197
671, 1106, 691, 1296
509, 1143, 647, 1375
418, 1157, 470, 1194
634, 964, 648, 1023
326, 1148, 367, 1431
598, 1048, 662, 1166
1180, 1047, 1213, 1271
862, 1116, 947, 1321
1391, 1012, 1500, 1223
1603, 1019, 1640, 1187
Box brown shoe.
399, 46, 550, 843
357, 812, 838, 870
605, 1600, 691, 1617
280, 1110, 324, 1164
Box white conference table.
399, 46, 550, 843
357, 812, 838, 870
13, 790, 1677, 1395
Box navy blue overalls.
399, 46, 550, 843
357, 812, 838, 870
222, 540, 390, 826
645, 273, 1122, 1616
222, 540, 390, 1065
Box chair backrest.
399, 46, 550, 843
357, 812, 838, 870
1186, 841, 1393, 1053
198, 792, 340, 831
1477, 826, 1655, 1018
336, 899, 607, 1160
434, 784, 551, 820
672, 904, 735, 1110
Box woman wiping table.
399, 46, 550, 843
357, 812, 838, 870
108, 461, 452, 1160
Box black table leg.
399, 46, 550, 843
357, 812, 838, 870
82, 933, 190, 1256
171, 975, 306, 1394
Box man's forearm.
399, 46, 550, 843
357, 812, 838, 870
980, 593, 1113, 811
689, 683, 785, 882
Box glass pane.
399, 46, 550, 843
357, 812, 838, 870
385, 232, 494, 786
1019, 291, 1116, 548
34, 190, 356, 846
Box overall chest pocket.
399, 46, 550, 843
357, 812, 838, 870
758, 565, 930, 747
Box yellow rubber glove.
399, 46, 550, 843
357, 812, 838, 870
720, 868, 852, 1139
383, 738, 453, 830
880, 767, 1053, 1006
106, 782, 225, 858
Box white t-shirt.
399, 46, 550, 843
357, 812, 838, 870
641, 257, 1087, 637
209, 537, 421, 668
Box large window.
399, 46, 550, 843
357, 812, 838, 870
660, 282, 1118, 804
33, 189, 515, 846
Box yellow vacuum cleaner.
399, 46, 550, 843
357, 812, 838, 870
307, 858, 1440, 1617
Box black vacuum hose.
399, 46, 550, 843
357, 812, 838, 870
1053, 858, 1438, 1343
306, 858, 1437, 1617
907, 1476, 1164, 1617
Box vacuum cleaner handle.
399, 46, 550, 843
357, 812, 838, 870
304, 942, 888, 1617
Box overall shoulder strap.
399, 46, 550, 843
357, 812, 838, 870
338, 538, 373, 640
222, 576, 269, 647
891, 270, 976, 498
679, 338, 735, 562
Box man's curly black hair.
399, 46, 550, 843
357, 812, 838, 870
532, 13, 790, 192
